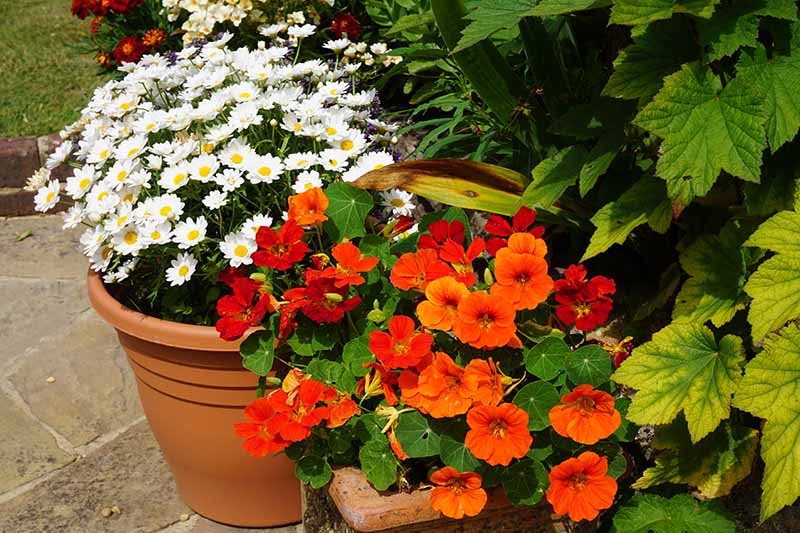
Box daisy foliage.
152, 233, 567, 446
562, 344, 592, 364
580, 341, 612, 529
31, 26, 414, 322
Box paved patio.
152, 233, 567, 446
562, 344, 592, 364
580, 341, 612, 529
0, 215, 305, 533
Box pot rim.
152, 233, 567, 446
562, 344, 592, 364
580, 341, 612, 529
87, 269, 248, 352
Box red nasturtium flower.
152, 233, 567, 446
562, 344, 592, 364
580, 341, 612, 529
418, 219, 465, 251
490, 249, 553, 311
485, 206, 544, 256
416, 276, 469, 332
331, 13, 361, 39
215, 277, 273, 341
400, 352, 475, 418
113, 35, 146, 64
554, 264, 616, 331
453, 291, 517, 349
463, 358, 507, 407
325, 241, 379, 287
390, 248, 452, 291
429, 467, 488, 519
546, 452, 617, 522
549, 385, 621, 445
358, 362, 399, 405
287, 187, 329, 226
252, 219, 309, 270
284, 276, 361, 324
267, 379, 334, 442
438, 237, 485, 287
234, 397, 291, 456
369, 316, 433, 369
600, 336, 634, 368
465, 403, 532, 466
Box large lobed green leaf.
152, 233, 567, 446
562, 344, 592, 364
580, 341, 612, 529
733, 324, 800, 520
613, 322, 745, 442
634, 62, 766, 203
522, 145, 588, 208
610, 0, 721, 26
612, 493, 736, 532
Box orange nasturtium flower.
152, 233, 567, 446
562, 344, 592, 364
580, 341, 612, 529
465, 403, 532, 466
546, 451, 617, 522
503, 231, 548, 257
490, 251, 553, 311
548, 384, 621, 445
287, 187, 329, 226
369, 315, 433, 369
326, 392, 361, 429
400, 352, 475, 418
429, 467, 488, 519
234, 397, 291, 457
390, 249, 453, 291
463, 358, 509, 407
452, 291, 516, 349
416, 276, 469, 331
327, 241, 379, 287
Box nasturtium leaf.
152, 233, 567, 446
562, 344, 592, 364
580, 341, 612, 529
513, 381, 561, 431
610, 0, 721, 25
342, 335, 374, 377
736, 44, 800, 151
287, 325, 336, 356
359, 439, 398, 491
579, 130, 623, 197
581, 177, 669, 261
525, 336, 569, 380
744, 253, 800, 342
673, 225, 748, 327
603, 17, 699, 102
440, 433, 482, 472
613, 322, 745, 442
746, 210, 800, 255
696, 1, 761, 61
633, 421, 758, 498
589, 441, 627, 479
305, 359, 356, 393
612, 493, 736, 533
295, 456, 332, 489
522, 145, 588, 208
634, 63, 766, 202
564, 344, 614, 387
395, 411, 441, 457
733, 325, 800, 520
239, 331, 275, 376
501, 458, 549, 505
454, 0, 538, 52
324, 182, 374, 240
356, 413, 384, 443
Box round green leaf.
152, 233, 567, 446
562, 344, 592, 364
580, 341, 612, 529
502, 458, 549, 505
395, 412, 441, 458
240, 331, 275, 376
342, 336, 374, 377
525, 336, 569, 380
295, 455, 332, 489
440, 434, 481, 472
513, 381, 561, 431
565, 344, 613, 387
359, 439, 398, 491
324, 182, 374, 240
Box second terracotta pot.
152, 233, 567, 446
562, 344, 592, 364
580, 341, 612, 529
87, 271, 301, 527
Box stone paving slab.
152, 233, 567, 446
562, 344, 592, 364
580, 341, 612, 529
0, 215, 86, 280
0, 393, 74, 494
9, 309, 142, 447
0, 420, 190, 533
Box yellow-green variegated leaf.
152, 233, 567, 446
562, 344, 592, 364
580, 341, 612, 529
350, 159, 527, 215
733, 324, 800, 520
613, 322, 745, 442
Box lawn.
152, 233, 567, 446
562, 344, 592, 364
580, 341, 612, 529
0, 0, 102, 137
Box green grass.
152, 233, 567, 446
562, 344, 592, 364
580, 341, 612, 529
0, 0, 102, 137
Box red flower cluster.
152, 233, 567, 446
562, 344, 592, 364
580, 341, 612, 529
253, 220, 309, 270
235, 372, 359, 456
216, 269, 276, 341
484, 206, 544, 256
113, 35, 146, 64
72, 0, 141, 18
331, 13, 361, 39
553, 264, 616, 331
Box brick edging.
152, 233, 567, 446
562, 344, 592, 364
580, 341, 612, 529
1, 133, 69, 217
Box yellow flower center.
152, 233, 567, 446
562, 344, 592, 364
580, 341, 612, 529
178, 265, 189, 277
374, 164, 385, 170
117, 171, 127, 182
199, 166, 211, 177
46, 191, 55, 203
187, 229, 200, 240
124, 231, 138, 245
123, 193, 134, 202
231, 154, 243, 164
150, 231, 161, 240
99, 149, 109, 159
79, 178, 91, 189
304, 182, 313, 190
239, 92, 251, 99
127, 148, 138, 157
146, 123, 156, 131
102, 247, 112, 260
173, 173, 186, 185
234, 244, 249, 257
340, 140, 354, 151
293, 123, 302, 132
98, 191, 109, 201
116, 216, 128, 227
258, 166, 271, 176
120, 102, 132, 110
296, 160, 308, 167
326, 127, 337, 136
390, 198, 405, 208
202, 143, 214, 153
160, 205, 172, 217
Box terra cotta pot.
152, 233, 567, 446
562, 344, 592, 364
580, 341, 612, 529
87, 271, 301, 527
327, 467, 566, 532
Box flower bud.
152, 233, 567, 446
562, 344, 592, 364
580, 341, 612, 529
266, 376, 282, 386
483, 267, 494, 286
269, 118, 278, 127
324, 292, 343, 302
367, 308, 386, 323
250, 272, 267, 283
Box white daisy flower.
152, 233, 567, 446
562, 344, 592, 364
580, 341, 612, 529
202, 189, 228, 210
34, 180, 61, 212
319, 149, 350, 171
215, 168, 244, 192
242, 213, 274, 239
85, 185, 120, 216
104, 204, 135, 234
287, 24, 316, 39
150, 193, 185, 222
65, 165, 96, 199
62, 206, 84, 229
292, 170, 323, 194
24, 167, 50, 192
114, 136, 147, 161
281, 112, 304, 134
323, 38, 350, 53
173, 216, 208, 249
45, 140, 73, 169
106, 160, 135, 190
87, 139, 114, 165
220, 232, 258, 267
90, 245, 114, 272
228, 81, 260, 103
218, 138, 255, 169
159, 164, 191, 192
259, 23, 287, 38
318, 81, 349, 100
165, 253, 197, 286
112, 224, 144, 255
284, 152, 317, 170
246, 154, 283, 184
356, 151, 395, 172
141, 221, 172, 245
189, 154, 220, 182
332, 130, 367, 157
380, 189, 416, 216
